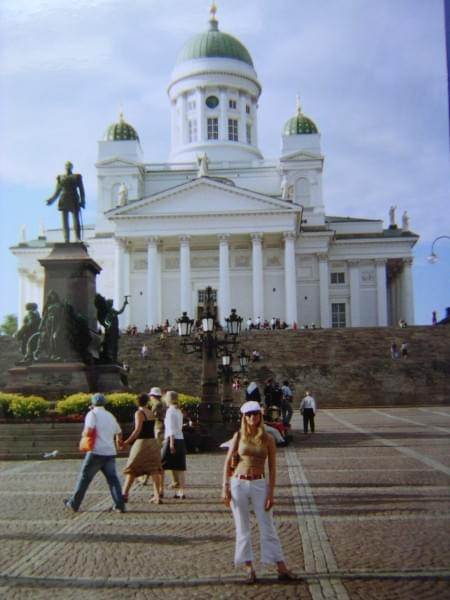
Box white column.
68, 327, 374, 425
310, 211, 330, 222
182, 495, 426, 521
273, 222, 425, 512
251, 233, 264, 321
375, 259, 388, 326
252, 99, 258, 147
218, 234, 231, 325
283, 232, 298, 326
349, 260, 361, 327
238, 92, 246, 143
318, 254, 329, 328
114, 239, 131, 329
179, 235, 191, 315
401, 257, 415, 325
146, 237, 160, 328
197, 87, 206, 142
180, 93, 188, 146
219, 87, 228, 141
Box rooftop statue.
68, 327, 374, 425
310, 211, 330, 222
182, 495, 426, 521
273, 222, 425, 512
46, 161, 85, 243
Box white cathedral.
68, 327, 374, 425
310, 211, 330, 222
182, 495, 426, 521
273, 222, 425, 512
12, 6, 418, 330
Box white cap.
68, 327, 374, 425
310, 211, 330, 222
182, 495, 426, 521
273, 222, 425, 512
247, 382, 258, 395
149, 387, 162, 397
240, 400, 262, 414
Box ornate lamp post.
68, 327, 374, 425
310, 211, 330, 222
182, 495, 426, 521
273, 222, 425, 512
427, 236, 450, 264
177, 287, 243, 443
220, 352, 233, 404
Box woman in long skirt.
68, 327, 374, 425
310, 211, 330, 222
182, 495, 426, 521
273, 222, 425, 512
122, 393, 163, 504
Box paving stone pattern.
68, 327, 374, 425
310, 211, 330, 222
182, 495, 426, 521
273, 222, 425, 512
0, 408, 449, 599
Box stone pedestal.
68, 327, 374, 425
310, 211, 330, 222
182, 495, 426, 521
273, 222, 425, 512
6, 362, 128, 401
39, 242, 101, 330
7, 241, 130, 398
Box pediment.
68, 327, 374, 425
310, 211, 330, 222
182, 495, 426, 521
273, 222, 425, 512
108, 177, 301, 219
280, 150, 323, 162
96, 157, 141, 168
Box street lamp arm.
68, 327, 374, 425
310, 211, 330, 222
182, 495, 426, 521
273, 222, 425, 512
428, 235, 450, 264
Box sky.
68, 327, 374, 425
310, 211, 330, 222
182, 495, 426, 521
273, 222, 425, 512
0, 0, 449, 325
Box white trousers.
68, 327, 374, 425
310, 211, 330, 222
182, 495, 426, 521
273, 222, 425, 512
230, 477, 284, 565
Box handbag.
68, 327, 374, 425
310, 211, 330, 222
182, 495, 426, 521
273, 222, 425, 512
79, 414, 96, 452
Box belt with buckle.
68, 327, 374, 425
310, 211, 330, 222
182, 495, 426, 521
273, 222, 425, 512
236, 474, 265, 480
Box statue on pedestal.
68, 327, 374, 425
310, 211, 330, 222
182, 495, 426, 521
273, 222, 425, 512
15, 303, 41, 357
95, 294, 129, 364
46, 161, 85, 243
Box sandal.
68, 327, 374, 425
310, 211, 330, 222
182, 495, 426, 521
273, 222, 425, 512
244, 570, 257, 585
149, 496, 162, 504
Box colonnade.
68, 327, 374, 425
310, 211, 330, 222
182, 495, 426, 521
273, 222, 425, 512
115, 232, 298, 329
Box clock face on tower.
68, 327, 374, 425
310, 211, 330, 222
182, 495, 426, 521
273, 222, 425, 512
205, 95, 219, 109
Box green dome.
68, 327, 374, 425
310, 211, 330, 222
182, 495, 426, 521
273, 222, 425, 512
104, 114, 140, 141
283, 103, 318, 135
176, 12, 254, 67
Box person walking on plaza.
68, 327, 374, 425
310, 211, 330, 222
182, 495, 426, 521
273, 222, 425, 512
122, 393, 163, 504
280, 380, 293, 426
161, 391, 187, 499
149, 387, 166, 443
300, 390, 316, 434
222, 401, 294, 584
64, 393, 125, 513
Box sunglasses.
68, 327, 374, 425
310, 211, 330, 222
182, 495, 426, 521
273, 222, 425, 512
244, 411, 261, 417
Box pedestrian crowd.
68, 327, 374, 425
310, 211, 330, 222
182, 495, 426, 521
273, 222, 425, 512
62, 381, 315, 583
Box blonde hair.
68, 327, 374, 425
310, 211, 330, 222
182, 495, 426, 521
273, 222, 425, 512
240, 412, 265, 446
164, 390, 179, 406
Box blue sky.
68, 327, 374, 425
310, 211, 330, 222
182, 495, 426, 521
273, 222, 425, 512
0, 0, 449, 325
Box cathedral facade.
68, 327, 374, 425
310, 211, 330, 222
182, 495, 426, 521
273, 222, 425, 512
12, 7, 418, 330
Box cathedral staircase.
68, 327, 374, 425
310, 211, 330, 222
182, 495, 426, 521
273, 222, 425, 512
118, 325, 450, 407
0, 326, 448, 459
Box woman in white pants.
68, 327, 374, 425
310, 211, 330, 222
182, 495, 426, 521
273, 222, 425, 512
222, 400, 294, 584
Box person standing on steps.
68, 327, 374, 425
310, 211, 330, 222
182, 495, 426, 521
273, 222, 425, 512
300, 390, 316, 434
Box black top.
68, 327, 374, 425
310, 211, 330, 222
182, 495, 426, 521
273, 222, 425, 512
138, 411, 155, 439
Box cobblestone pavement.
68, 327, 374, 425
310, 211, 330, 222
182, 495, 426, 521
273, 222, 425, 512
0, 407, 449, 600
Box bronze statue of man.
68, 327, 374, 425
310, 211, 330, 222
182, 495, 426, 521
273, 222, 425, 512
46, 161, 85, 243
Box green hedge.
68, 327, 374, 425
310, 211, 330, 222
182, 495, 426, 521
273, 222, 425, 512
55, 393, 92, 416
178, 393, 201, 410
0, 393, 49, 419
56, 392, 136, 421
0, 391, 201, 421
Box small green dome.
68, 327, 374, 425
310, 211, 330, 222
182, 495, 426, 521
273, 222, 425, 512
176, 10, 253, 67
283, 101, 318, 135
104, 113, 139, 141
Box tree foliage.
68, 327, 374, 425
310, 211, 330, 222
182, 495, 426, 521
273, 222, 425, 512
0, 314, 18, 336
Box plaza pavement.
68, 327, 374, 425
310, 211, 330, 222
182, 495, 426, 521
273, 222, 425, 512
0, 407, 449, 600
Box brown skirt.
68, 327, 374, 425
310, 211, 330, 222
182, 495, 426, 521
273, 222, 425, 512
123, 438, 162, 476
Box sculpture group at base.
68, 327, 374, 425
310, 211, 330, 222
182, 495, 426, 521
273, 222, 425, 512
16, 292, 129, 367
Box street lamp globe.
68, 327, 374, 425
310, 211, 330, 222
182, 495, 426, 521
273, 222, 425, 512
177, 312, 194, 337
226, 308, 242, 336
202, 313, 215, 333
222, 353, 231, 367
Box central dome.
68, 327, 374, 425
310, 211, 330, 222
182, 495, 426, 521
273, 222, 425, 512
175, 9, 254, 67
